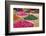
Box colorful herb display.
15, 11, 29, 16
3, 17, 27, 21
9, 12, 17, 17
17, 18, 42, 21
13, 8, 39, 28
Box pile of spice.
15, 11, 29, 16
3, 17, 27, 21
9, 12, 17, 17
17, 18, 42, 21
14, 20, 34, 28
24, 15, 38, 20
13, 15, 21, 20
17, 9, 28, 16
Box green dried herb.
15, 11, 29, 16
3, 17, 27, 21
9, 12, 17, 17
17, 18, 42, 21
24, 15, 38, 20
